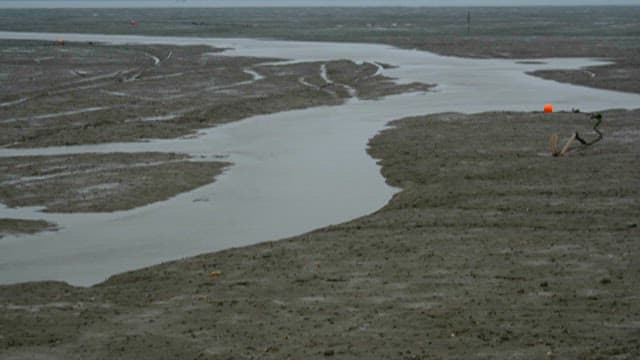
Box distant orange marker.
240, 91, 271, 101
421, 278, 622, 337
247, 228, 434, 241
544, 103, 553, 113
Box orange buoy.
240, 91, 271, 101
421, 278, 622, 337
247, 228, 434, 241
544, 103, 553, 113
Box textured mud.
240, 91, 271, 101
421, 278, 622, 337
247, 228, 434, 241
529, 56, 640, 95
0, 218, 56, 238
0, 40, 432, 148
0, 152, 228, 213
0, 39, 431, 237
1, 109, 638, 359
2, 7, 638, 94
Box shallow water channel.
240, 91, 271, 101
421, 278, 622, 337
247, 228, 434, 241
1, 32, 640, 285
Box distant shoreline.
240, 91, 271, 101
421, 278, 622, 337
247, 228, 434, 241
1, 2, 639, 9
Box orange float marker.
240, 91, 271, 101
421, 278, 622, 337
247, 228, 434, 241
544, 103, 553, 113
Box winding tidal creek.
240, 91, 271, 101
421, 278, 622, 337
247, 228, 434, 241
1, 32, 640, 285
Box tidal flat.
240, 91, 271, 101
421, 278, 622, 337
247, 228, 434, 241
0, 6, 639, 359
2, 6, 639, 93
1, 109, 638, 358
0, 37, 430, 239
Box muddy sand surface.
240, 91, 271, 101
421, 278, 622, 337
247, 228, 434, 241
0, 40, 430, 148
0, 152, 228, 213
0, 218, 56, 238
2, 7, 638, 94
1, 109, 638, 359
0, 39, 431, 235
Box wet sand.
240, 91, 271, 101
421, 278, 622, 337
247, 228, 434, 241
0, 40, 429, 148
3, 33, 640, 285
0, 218, 56, 238
0, 153, 228, 213
0, 11, 639, 356
2, 7, 638, 94
0, 37, 430, 240
1, 109, 638, 358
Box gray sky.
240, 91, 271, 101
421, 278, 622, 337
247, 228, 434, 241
1, 0, 638, 7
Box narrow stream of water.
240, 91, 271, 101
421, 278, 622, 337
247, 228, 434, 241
1, 32, 639, 286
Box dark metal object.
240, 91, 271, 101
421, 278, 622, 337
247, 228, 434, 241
575, 113, 603, 146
